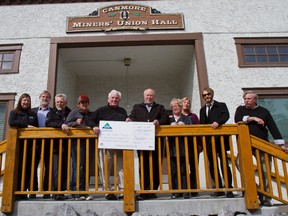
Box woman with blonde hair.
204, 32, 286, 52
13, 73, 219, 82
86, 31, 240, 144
181, 97, 201, 197
168, 98, 192, 199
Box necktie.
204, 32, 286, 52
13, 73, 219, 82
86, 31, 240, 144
146, 103, 152, 112
207, 105, 211, 121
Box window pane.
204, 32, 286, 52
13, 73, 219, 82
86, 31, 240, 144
267, 46, 277, 54
255, 47, 266, 54
0, 103, 6, 141
268, 55, 279, 62
245, 55, 256, 63
3, 53, 14, 61
258, 98, 288, 142
257, 55, 267, 62
2, 62, 13, 69
236, 39, 288, 66
279, 55, 288, 62
0, 45, 21, 74
244, 47, 254, 54
278, 46, 288, 54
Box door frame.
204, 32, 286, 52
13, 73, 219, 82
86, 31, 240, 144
47, 33, 208, 106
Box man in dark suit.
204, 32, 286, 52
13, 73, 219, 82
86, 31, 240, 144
199, 87, 234, 198
128, 88, 169, 200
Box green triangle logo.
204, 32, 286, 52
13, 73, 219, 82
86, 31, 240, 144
102, 123, 112, 129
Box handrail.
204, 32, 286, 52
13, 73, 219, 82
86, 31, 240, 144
0, 139, 6, 197
0, 124, 286, 214
250, 135, 288, 204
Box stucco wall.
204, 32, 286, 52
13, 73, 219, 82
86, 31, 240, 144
0, 0, 287, 198
0, 0, 288, 113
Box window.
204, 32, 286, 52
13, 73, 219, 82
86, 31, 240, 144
0, 44, 22, 74
0, 93, 16, 141
235, 38, 288, 67
0, 103, 6, 141
242, 87, 288, 143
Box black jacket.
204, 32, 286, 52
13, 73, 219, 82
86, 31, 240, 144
46, 106, 71, 128
200, 100, 230, 151
200, 100, 229, 125
129, 102, 169, 125
94, 105, 127, 126
168, 114, 192, 157
9, 109, 38, 128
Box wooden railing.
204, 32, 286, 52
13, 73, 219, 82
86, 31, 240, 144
0, 123, 287, 214
250, 135, 288, 205
0, 140, 6, 198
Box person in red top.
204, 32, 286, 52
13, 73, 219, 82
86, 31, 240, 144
181, 97, 201, 197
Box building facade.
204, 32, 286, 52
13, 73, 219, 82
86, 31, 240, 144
0, 0, 288, 141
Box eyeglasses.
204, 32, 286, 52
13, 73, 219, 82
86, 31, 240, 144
202, 93, 211, 97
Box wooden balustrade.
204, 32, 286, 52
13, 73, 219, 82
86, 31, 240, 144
0, 123, 287, 214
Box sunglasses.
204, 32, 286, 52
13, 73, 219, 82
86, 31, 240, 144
202, 93, 211, 97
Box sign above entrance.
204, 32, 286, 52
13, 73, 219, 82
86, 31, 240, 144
66, 4, 185, 32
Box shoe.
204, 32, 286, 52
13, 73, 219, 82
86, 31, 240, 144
211, 192, 225, 197
85, 195, 94, 200
29, 194, 36, 199
226, 192, 235, 198
118, 195, 124, 200
148, 194, 157, 199
42, 194, 51, 199
171, 193, 180, 199
191, 192, 199, 197
136, 194, 147, 200
261, 200, 272, 207
53, 194, 67, 200
183, 193, 191, 199
74, 196, 86, 201
105, 194, 117, 200
16, 195, 28, 200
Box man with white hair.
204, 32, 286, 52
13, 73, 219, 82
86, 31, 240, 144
45, 93, 71, 200
235, 90, 287, 206
128, 88, 169, 200
94, 89, 128, 200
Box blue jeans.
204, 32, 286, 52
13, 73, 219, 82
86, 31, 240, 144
71, 139, 86, 198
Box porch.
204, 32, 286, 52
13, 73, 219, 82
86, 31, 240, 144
0, 123, 287, 215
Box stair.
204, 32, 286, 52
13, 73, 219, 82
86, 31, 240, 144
1, 194, 286, 216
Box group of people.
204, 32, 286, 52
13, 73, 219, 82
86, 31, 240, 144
200, 87, 286, 206
8, 87, 287, 206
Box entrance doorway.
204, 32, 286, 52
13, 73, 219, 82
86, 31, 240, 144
48, 33, 208, 111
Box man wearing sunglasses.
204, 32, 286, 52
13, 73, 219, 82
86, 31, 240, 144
200, 87, 234, 198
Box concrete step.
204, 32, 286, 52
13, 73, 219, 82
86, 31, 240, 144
0, 194, 286, 216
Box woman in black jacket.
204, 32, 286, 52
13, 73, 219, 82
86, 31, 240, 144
168, 98, 192, 199
9, 93, 38, 200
